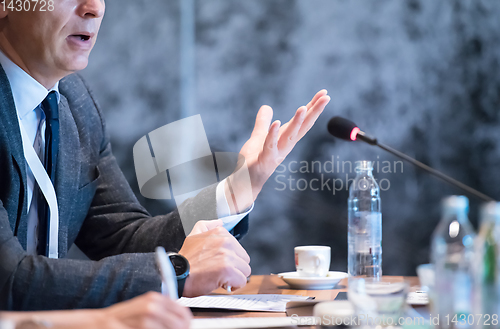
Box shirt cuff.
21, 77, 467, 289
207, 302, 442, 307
216, 179, 254, 232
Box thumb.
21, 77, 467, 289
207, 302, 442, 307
189, 219, 224, 236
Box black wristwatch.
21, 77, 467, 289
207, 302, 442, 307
167, 252, 190, 297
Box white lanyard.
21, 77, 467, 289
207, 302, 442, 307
18, 119, 59, 259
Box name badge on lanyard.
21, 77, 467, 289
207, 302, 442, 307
18, 118, 59, 259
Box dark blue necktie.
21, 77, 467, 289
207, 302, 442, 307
36, 91, 59, 256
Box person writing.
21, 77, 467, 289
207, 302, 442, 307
0, 292, 191, 329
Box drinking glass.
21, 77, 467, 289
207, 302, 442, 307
348, 277, 409, 328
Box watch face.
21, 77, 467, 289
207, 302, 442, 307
169, 255, 188, 276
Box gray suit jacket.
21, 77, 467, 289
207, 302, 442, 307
0, 65, 228, 311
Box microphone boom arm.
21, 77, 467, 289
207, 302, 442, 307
358, 132, 494, 202
327, 116, 494, 202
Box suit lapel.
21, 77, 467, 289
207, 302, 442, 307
54, 94, 80, 257
1, 64, 80, 256
0, 64, 28, 243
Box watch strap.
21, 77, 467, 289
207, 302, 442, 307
167, 253, 190, 297
177, 276, 186, 297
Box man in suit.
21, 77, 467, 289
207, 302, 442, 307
0, 0, 330, 311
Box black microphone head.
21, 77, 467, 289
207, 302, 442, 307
327, 116, 360, 141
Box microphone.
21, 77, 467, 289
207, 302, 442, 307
327, 116, 494, 202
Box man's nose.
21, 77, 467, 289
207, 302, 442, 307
77, 0, 105, 19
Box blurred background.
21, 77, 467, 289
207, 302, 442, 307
76, 0, 500, 276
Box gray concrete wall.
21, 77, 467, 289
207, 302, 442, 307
80, 0, 500, 275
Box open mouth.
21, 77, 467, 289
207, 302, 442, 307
72, 34, 91, 41
67, 33, 94, 49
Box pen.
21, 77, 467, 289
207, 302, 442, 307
155, 246, 178, 300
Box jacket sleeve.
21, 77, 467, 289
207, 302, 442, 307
0, 200, 163, 311
73, 137, 219, 258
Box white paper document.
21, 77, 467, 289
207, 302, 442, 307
190, 316, 308, 329
178, 294, 311, 312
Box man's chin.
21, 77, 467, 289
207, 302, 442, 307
60, 56, 90, 74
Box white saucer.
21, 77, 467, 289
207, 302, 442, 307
278, 271, 348, 290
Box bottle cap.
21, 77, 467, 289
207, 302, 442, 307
442, 195, 469, 213
354, 160, 373, 172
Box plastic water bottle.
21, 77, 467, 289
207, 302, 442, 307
474, 202, 500, 329
348, 160, 382, 279
431, 196, 475, 329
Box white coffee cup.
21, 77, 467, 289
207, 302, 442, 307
294, 246, 331, 277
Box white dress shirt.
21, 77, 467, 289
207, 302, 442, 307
0, 50, 60, 255
0, 50, 251, 255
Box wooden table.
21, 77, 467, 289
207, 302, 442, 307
193, 275, 423, 320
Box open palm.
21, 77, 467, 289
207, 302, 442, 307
233, 90, 331, 205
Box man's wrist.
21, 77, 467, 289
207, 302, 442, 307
224, 177, 255, 215
168, 253, 189, 297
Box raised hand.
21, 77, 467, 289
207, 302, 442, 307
226, 90, 331, 213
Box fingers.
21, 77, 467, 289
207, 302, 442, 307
189, 219, 224, 236
306, 89, 328, 110
229, 251, 252, 278
250, 105, 274, 140
179, 226, 251, 297
277, 89, 329, 140
161, 298, 192, 329
223, 267, 249, 291
202, 219, 224, 231
298, 94, 331, 139
126, 292, 192, 329
277, 106, 306, 152
212, 226, 251, 263
257, 120, 281, 168
154, 305, 190, 329
217, 248, 251, 290
205, 227, 251, 289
